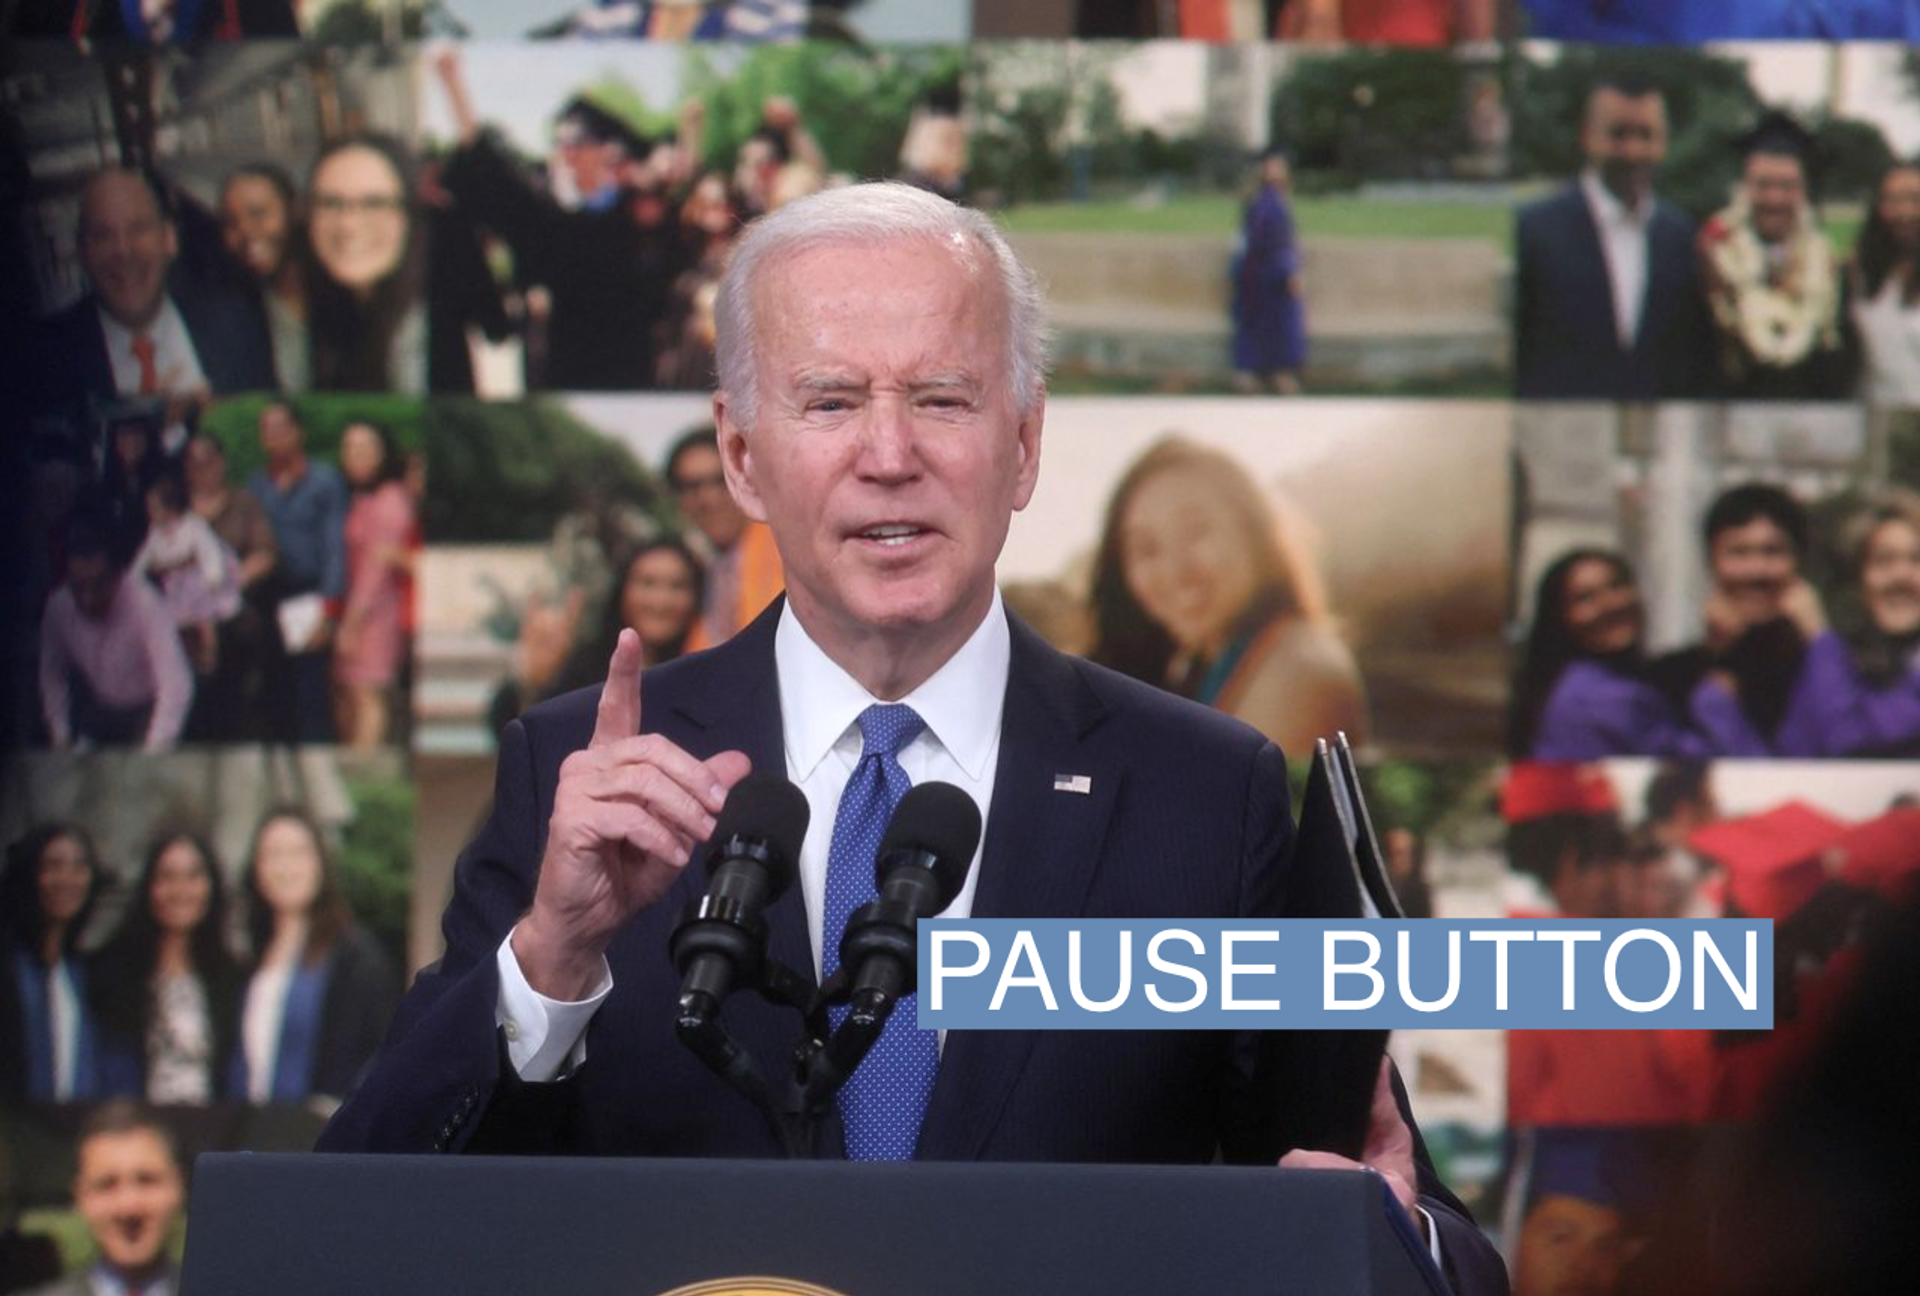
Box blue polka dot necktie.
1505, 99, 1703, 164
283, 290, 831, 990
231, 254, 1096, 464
823, 702, 936, 1160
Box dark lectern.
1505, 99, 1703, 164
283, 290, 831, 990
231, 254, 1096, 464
183, 1154, 1450, 1295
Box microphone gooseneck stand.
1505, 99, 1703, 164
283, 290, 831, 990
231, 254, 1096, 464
669, 779, 981, 1158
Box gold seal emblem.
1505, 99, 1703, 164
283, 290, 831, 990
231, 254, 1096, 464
656, 1280, 852, 1296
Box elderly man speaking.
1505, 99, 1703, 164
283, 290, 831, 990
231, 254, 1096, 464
320, 182, 1502, 1294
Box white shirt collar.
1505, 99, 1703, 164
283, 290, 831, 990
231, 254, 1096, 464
1580, 169, 1652, 228
97, 296, 189, 360
775, 589, 1010, 785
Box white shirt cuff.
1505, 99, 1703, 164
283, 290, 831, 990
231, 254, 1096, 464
494, 927, 611, 1082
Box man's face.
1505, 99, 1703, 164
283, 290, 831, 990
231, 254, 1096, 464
670, 443, 747, 550
717, 239, 1042, 662
1581, 89, 1667, 210
258, 403, 303, 463
73, 1128, 183, 1277
220, 174, 291, 282
1514, 1195, 1638, 1296
554, 121, 621, 200
79, 171, 177, 330
1744, 152, 1806, 245
1709, 516, 1799, 626
68, 552, 121, 622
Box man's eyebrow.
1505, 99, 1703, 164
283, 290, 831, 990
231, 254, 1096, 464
792, 371, 865, 392
909, 372, 982, 393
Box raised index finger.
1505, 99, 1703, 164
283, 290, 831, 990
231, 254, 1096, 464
591, 627, 644, 749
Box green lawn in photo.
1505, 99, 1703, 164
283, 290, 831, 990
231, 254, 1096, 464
995, 192, 1865, 258
995, 193, 1514, 244
1045, 366, 1511, 399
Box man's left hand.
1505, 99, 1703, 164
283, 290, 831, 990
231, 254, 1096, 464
1278, 1058, 1423, 1237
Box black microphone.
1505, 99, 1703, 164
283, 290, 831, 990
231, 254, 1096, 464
668, 774, 810, 1026
839, 780, 982, 1009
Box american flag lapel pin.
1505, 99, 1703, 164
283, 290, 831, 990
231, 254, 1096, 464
1053, 773, 1092, 795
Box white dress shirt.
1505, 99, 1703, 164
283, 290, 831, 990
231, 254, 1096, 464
1854, 276, 1920, 407
496, 592, 1008, 1080
1580, 170, 1654, 349
98, 299, 207, 399
49, 959, 82, 1100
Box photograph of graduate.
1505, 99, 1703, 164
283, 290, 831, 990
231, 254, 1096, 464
972, 0, 1499, 41
8, 41, 424, 421
410, 0, 960, 42
1506, 43, 1920, 402
965, 41, 1510, 397
1512, 402, 1920, 761
1, 744, 412, 1116
413, 41, 966, 397
1497, 1126, 1688, 1296
1513, 1, 1920, 42
410, 393, 773, 760
1500, 757, 1920, 1131
17, 395, 421, 753
1004, 397, 1511, 758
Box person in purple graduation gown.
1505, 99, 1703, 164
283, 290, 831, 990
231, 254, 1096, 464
1806, 490, 1920, 757
1677, 483, 1835, 758
1512, 548, 1711, 761
1231, 150, 1307, 395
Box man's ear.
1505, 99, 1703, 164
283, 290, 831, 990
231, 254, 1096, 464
712, 390, 767, 522
1010, 388, 1045, 514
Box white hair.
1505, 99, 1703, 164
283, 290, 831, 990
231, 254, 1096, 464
713, 181, 1050, 429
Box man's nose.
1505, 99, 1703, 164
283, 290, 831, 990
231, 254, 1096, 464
855, 399, 919, 480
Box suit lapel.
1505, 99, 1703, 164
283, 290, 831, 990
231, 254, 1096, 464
1558, 189, 1627, 350
918, 613, 1122, 1160
80, 301, 116, 397
1637, 204, 1684, 356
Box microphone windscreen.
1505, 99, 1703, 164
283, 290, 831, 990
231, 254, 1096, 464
709, 773, 811, 885
877, 781, 982, 906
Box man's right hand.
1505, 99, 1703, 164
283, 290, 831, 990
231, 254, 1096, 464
512, 628, 751, 1000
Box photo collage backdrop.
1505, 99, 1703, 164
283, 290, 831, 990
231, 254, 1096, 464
4, 7, 1919, 1290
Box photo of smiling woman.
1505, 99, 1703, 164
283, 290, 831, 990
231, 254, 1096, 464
220, 163, 311, 392
559, 537, 705, 682
1849, 159, 1920, 407
89, 832, 243, 1104
1812, 489, 1920, 756
1, 823, 106, 1103
235, 809, 396, 1108
305, 136, 426, 394
1088, 436, 1368, 756
1510, 549, 1708, 763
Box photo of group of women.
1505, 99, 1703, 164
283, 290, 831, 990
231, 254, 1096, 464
0, 743, 411, 1251
5, 13, 1920, 1293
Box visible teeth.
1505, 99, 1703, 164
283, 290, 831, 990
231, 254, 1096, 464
863, 525, 922, 544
